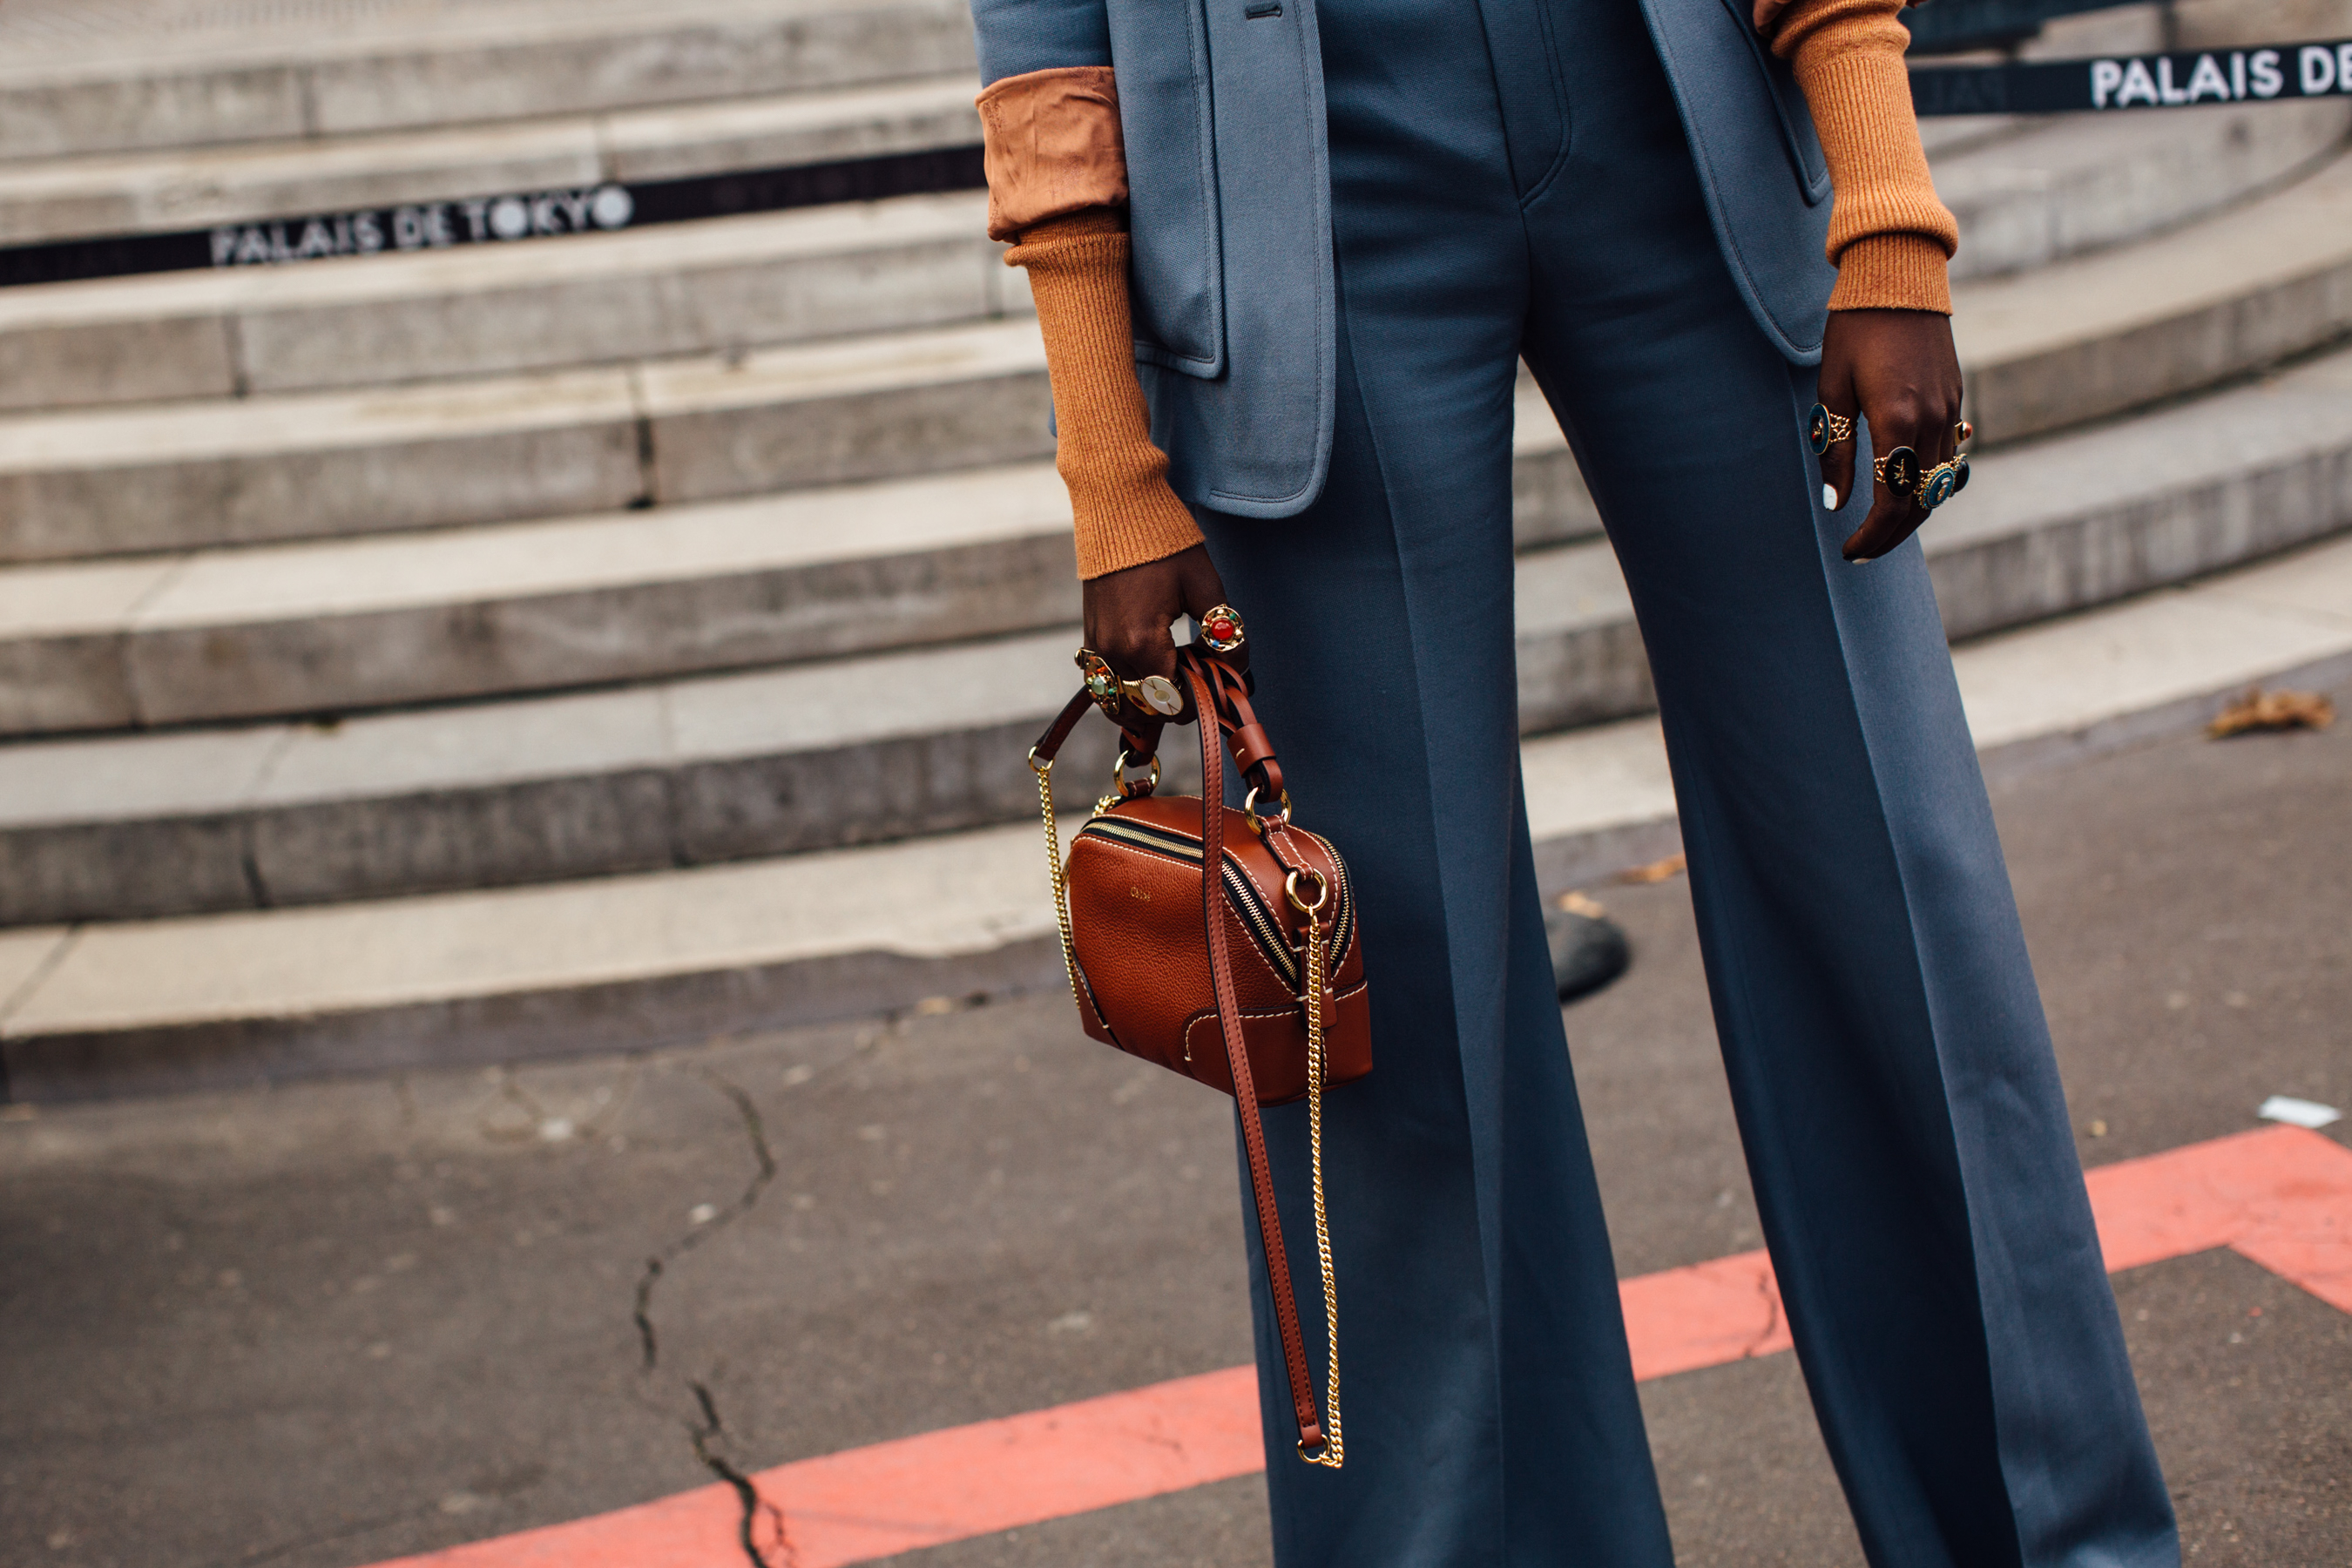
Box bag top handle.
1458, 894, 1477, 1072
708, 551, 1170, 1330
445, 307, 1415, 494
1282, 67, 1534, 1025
1028, 646, 1286, 806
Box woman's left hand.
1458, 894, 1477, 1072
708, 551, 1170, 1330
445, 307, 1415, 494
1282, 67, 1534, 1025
1815, 307, 1964, 564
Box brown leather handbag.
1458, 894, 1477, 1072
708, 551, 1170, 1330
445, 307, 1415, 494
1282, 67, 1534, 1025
1026, 639, 1369, 1466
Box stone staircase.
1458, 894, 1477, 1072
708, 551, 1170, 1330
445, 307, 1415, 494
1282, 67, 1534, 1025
3, 0, 2350, 1098
0, 0, 977, 159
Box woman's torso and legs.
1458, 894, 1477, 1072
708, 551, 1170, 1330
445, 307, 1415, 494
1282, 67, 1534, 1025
1199, 5, 1672, 1563
1193, 1, 2177, 1564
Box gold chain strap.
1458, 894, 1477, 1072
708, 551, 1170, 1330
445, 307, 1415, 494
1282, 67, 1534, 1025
1301, 902, 1343, 1468
1028, 750, 1083, 1013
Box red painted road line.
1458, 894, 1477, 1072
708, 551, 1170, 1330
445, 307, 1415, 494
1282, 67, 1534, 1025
1621, 1247, 1791, 1380
371, 1125, 2352, 1568
368, 1367, 1263, 1568
2086, 1124, 2352, 1311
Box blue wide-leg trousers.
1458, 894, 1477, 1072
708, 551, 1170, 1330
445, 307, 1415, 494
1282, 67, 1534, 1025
1193, 2, 2179, 1564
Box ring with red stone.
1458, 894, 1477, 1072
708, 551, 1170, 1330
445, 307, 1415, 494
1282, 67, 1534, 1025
1198, 604, 1247, 655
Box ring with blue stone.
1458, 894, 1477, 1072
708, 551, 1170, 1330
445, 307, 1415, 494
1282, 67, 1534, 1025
1807, 402, 1854, 456
1916, 455, 1972, 510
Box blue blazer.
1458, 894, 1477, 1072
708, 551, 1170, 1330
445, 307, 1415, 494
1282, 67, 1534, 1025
971, 0, 1838, 517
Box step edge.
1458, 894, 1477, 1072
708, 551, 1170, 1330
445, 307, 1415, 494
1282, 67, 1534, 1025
8, 634, 2346, 1103
1, 424, 2342, 811
4, 536, 2348, 1082
0, 0, 971, 90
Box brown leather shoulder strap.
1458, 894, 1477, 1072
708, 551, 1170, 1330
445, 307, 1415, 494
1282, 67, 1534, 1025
1188, 659, 1327, 1456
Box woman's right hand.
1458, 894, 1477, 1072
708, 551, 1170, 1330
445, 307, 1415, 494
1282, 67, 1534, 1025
1083, 543, 1232, 724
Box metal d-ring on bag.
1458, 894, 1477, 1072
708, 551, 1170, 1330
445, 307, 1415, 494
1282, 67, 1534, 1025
1025, 626, 1371, 1466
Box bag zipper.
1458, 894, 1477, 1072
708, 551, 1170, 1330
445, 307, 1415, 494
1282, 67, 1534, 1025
1076, 815, 1353, 990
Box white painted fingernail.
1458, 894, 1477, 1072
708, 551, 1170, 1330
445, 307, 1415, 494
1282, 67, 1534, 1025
1822, 483, 1837, 510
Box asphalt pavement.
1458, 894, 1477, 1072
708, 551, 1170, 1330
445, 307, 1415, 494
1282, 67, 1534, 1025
2, 703, 2345, 1568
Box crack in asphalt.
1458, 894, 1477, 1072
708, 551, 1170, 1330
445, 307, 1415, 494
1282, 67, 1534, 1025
631, 1068, 789, 1568
632, 1070, 779, 1369
691, 1378, 798, 1568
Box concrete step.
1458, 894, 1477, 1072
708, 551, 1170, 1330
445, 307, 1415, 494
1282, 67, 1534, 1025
5, 341, 2347, 922
0, 541, 1625, 925
0, 383, 1591, 734
0, 321, 1600, 568
0, 192, 1017, 411
5, 528, 2346, 1102
0, 0, 977, 162
9, 139, 2349, 563
1955, 143, 2352, 444
6, 100, 2335, 415
0, 317, 1051, 563
0, 74, 980, 248
1943, 99, 2349, 282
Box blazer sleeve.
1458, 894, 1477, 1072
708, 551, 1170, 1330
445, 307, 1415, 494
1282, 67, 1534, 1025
970, 0, 1113, 83
1754, 0, 1959, 312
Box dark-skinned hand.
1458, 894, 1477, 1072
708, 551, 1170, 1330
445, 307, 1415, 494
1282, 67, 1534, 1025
1082, 539, 1229, 738
1816, 307, 1965, 563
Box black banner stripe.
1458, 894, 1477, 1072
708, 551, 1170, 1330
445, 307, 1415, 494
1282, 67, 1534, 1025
1911, 37, 2352, 115
5, 38, 2349, 285
0, 143, 987, 290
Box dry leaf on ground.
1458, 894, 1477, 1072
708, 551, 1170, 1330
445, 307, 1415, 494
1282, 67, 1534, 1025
2207, 687, 2335, 738
1557, 890, 1610, 918
1616, 853, 1687, 886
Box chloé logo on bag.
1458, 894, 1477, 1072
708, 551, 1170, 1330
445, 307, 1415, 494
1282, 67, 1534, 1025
1130, 885, 1152, 902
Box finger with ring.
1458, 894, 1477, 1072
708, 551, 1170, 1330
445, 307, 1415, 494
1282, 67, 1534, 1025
1872, 444, 1921, 497
1807, 403, 1855, 456
1197, 603, 1247, 656
1077, 649, 1186, 720
1917, 456, 1968, 510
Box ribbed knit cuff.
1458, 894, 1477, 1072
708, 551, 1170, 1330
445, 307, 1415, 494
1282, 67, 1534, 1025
1789, 30, 1958, 314
1828, 233, 1952, 312
1007, 213, 1205, 580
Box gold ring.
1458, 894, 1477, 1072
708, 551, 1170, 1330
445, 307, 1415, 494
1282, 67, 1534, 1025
1807, 403, 1855, 456
1075, 649, 1185, 720
1916, 456, 1970, 510
1198, 604, 1247, 656
1124, 672, 1186, 717
1872, 445, 1920, 497
1874, 445, 1972, 510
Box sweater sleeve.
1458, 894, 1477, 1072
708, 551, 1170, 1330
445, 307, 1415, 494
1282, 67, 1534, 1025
1755, 0, 1958, 312
982, 68, 1203, 578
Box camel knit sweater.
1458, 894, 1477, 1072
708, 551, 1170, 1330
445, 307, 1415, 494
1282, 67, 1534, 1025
988, 0, 1957, 578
